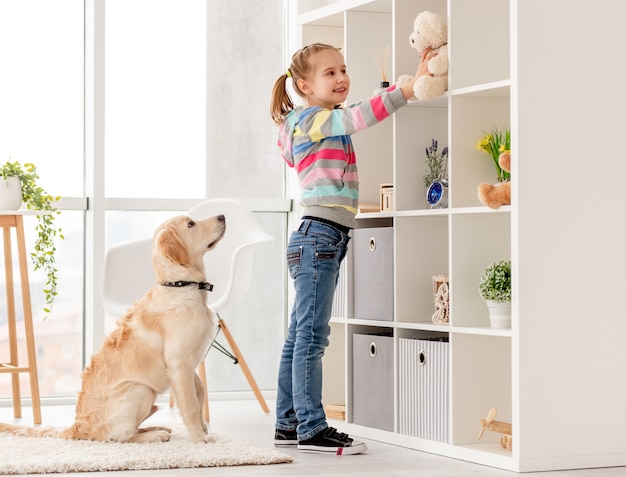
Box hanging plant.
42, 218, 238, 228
0, 161, 63, 318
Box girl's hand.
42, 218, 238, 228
416, 47, 436, 78
399, 48, 437, 100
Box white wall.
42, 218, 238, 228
205, 2, 286, 200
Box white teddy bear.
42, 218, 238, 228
397, 10, 448, 101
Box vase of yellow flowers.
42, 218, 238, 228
476, 127, 510, 183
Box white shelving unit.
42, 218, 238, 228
298, 0, 626, 472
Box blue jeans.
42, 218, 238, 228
275, 218, 350, 440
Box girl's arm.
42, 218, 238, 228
299, 48, 438, 141
298, 86, 406, 142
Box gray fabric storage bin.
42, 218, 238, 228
352, 227, 393, 321
399, 338, 449, 443
352, 333, 394, 431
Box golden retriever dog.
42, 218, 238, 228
0, 213, 226, 443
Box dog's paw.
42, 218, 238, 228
140, 425, 172, 433
129, 428, 171, 443
189, 431, 216, 443
201, 433, 216, 443
153, 429, 172, 442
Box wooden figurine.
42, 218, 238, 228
478, 407, 512, 450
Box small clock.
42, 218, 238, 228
426, 179, 448, 209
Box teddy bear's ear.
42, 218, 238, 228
498, 152, 511, 172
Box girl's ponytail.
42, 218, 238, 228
270, 71, 294, 126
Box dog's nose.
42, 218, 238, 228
217, 214, 225, 222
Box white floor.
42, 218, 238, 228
1, 399, 626, 477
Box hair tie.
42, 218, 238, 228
286, 69, 292, 78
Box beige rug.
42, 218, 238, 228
0, 425, 293, 474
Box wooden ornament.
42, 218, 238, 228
478, 407, 512, 450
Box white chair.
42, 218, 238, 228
188, 199, 274, 313
102, 199, 273, 421
102, 238, 153, 318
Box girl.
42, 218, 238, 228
270, 43, 433, 455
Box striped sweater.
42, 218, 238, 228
278, 85, 407, 229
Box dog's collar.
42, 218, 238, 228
161, 281, 214, 291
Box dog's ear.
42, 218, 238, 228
155, 225, 190, 266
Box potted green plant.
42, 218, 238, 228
0, 161, 63, 317
478, 259, 511, 328
476, 127, 511, 183
423, 138, 448, 187
423, 139, 449, 209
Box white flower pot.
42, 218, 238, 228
485, 300, 511, 329
0, 177, 23, 210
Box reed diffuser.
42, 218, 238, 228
372, 46, 390, 92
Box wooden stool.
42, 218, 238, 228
0, 212, 42, 424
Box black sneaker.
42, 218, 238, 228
298, 427, 367, 455
274, 428, 298, 447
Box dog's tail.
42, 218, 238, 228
0, 422, 61, 438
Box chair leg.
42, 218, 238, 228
197, 360, 210, 422
217, 317, 270, 414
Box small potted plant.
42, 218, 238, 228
423, 138, 448, 187
423, 139, 449, 208
478, 259, 511, 328
476, 127, 511, 183
0, 160, 63, 317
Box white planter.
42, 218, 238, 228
485, 300, 511, 329
0, 177, 23, 210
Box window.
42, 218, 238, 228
105, 0, 206, 198
0, 0, 286, 402
0, 0, 84, 399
